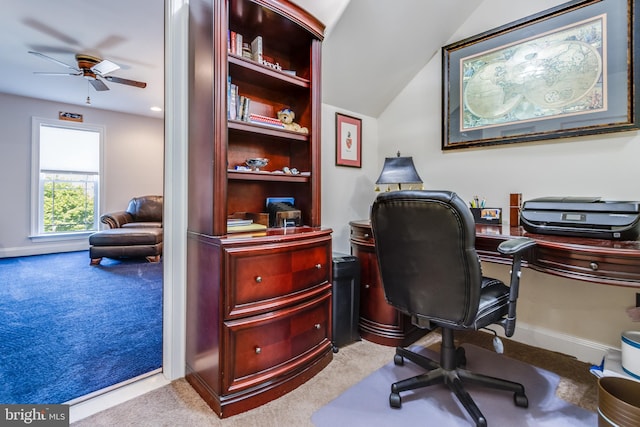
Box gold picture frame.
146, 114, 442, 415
442, 0, 638, 149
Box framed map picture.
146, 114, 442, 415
442, 0, 639, 149
336, 113, 362, 167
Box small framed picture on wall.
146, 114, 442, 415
336, 113, 362, 168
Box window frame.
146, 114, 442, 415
30, 117, 105, 241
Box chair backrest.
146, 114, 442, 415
126, 195, 163, 222
371, 190, 483, 327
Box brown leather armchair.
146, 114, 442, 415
89, 195, 163, 265
100, 195, 163, 229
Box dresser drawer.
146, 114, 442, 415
222, 291, 331, 394
224, 238, 331, 318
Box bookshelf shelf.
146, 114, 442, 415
228, 119, 309, 141
227, 169, 310, 182
228, 54, 310, 88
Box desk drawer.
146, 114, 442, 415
350, 223, 374, 245
222, 291, 331, 394
533, 245, 640, 286
224, 238, 331, 318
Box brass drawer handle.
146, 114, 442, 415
315, 263, 322, 269
590, 262, 599, 271
314, 323, 321, 330
255, 276, 262, 283
255, 346, 261, 354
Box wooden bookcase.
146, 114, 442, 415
186, 0, 331, 418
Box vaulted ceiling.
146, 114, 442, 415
0, 0, 482, 118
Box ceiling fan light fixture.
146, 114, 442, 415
91, 59, 120, 76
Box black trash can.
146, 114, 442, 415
332, 252, 361, 351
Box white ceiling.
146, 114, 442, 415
0, 0, 482, 119
0, 0, 164, 118
321, 0, 483, 117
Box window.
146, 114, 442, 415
31, 118, 104, 238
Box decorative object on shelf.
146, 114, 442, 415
282, 167, 300, 175
261, 55, 283, 71
277, 108, 308, 133
471, 207, 502, 224
335, 113, 362, 167
442, 0, 639, 150
245, 157, 269, 171
374, 151, 423, 191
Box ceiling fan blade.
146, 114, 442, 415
91, 59, 120, 76
89, 79, 109, 92
103, 75, 147, 88
28, 51, 79, 72
34, 71, 82, 76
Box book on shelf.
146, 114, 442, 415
251, 35, 263, 64
249, 113, 284, 128
227, 218, 253, 226
227, 76, 231, 118
235, 33, 243, 56
228, 83, 238, 120
227, 222, 267, 233
229, 31, 244, 56
238, 96, 250, 122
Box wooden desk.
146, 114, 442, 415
474, 224, 640, 288
349, 220, 640, 347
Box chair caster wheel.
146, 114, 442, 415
332, 345, 339, 353
389, 392, 402, 408
456, 346, 467, 368
514, 392, 529, 408
394, 354, 404, 366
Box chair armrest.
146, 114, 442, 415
497, 237, 536, 255
498, 237, 536, 337
100, 211, 133, 229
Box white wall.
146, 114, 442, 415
0, 92, 164, 257
323, 0, 640, 362
321, 104, 380, 254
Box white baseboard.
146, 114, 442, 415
69, 372, 170, 423
499, 322, 616, 365
0, 241, 89, 258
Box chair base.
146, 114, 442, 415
389, 328, 528, 427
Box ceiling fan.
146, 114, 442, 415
28, 50, 147, 92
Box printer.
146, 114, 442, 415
520, 197, 640, 240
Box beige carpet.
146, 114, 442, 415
71, 331, 597, 427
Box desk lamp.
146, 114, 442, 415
375, 151, 423, 192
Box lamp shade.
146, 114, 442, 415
375, 152, 422, 190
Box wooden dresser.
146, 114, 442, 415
186, 228, 332, 417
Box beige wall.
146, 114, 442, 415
321, 0, 639, 361
0, 92, 164, 257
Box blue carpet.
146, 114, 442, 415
0, 251, 162, 404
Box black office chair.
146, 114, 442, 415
371, 190, 536, 427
